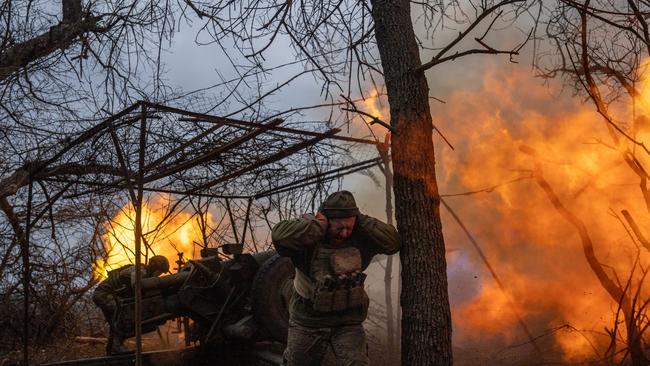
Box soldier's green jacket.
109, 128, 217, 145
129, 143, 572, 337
96, 264, 150, 297
272, 214, 400, 328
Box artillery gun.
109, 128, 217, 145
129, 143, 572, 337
116, 247, 294, 346
46, 248, 294, 366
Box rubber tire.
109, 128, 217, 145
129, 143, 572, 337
251, 253, 294, 343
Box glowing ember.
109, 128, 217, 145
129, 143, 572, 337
92, 194, 213, 281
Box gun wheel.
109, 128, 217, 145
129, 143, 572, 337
251, 253, 294, 343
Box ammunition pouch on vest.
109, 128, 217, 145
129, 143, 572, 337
293, 246, 367, 312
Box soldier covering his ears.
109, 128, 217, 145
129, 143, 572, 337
272, 190, 400, 366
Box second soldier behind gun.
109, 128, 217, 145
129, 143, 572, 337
92, 255, 170, 355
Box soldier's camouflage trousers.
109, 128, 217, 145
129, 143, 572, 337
92, 288, 126, 355
282, 321, 368, 366
92, 287, 117, 320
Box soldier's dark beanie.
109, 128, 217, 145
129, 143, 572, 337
148, 255, 170, 273
320, 190, 359, 218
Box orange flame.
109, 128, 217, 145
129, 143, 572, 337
93, 194, 213, 280
351, 89, 391, 140
430, 63, 650, 362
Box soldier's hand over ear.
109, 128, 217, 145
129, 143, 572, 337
315, 212, 329, 230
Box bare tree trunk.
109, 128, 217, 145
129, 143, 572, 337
371, 1, 452, 365
378, 141, 397, 361
397, 259, 401, 348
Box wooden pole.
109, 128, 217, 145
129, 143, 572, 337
134, 104, 147, 366
22, 179, 33, 365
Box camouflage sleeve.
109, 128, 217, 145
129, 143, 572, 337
272, 214, 325, 256
355, 214, 400, 255
124, 265, 147, 288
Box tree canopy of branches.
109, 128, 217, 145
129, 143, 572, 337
1, 0, 537, 364
165, 1, 532, 364
0, 0, 372, 361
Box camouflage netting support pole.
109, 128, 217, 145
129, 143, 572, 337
106, 102, 142, 365
134, 104, 148, 366
22, 179, 33, 366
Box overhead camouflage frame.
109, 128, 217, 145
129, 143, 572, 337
2, 100, 380, 363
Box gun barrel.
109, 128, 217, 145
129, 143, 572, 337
141, 271, 190, 292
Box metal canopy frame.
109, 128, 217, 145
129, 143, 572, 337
34, 100, 380, 201
20, 100, 382, 364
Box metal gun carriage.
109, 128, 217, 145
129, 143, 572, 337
116, 249, 293, 345
45, 248, 294, 366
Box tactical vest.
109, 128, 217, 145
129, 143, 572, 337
294, 246, 367, 312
